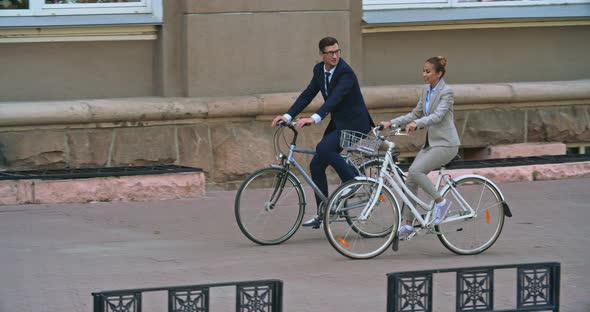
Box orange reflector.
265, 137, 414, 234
379, 195, 385, 202
485, 209, 491, 224
337, 236, 350, 248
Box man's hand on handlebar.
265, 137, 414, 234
295, 117, 314, 129
271, 116, 288, 127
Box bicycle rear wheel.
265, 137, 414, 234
436, 176, 505, 255
324, 180, 399, 259
235, 167, 305, 245
356, 158, 384, 179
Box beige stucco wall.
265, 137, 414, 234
2, 1, 588, 102
182, 0, 360, 97
0, 0, 361, 101
362, 25, 590, 86
0, 40, 155, 102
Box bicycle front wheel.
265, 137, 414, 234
437, 176, 505, 255
235, 167, 305, 245
324, 180, 399, 259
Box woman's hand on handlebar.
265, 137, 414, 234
379, 121, 392, 129
405, 121, 418, 133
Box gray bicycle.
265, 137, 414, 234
234, 121, 383, 245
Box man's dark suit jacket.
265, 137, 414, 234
287, 59, 372, 135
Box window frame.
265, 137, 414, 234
363, 0, 590, 10
0, 0, 154, 17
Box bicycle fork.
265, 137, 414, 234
358, 180, 385, 221
265, 168, 290, 211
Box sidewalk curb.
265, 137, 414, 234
1, 162, 588, 205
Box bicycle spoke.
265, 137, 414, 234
324, 180, 399, 259
235, 168, 305, 245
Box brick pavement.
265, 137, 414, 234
0, 178, 589, 312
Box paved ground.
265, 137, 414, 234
0, 178, 589, 312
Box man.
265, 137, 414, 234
271, 37, 373, 228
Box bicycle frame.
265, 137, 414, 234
357, 130, 479, 229
274, 122, 382, 214
281, 145, 328, 205
273, 123, 330, 210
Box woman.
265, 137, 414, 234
379, 56, 460, 240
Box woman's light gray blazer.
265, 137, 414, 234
390, 79, 460, 147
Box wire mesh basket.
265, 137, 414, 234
340, 130, 381, 155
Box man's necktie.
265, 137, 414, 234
325, 72, 331, 96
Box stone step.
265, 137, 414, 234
464, 142, 566, 160
428, 161, 590, 184
0, 166, 204, 205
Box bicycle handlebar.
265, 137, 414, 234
276, 119, 312, 129
276, 120, 294, 128
371, 124, 408, 138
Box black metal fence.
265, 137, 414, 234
92, 279, 282, 312
387, 262, 560, 312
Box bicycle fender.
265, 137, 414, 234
353, 176, 378, 183
442, 174, 512, 218
268, 165, 307, 201
269, 165, 304, 186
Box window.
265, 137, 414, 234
0, 0, 157, 16
364, 0, 590, 10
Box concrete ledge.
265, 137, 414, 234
466, 142, 567, 160
429, 161, 590, 185
0, 172, 205, 205
1, 80, 588, 127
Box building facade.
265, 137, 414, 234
1, 0, 589, 186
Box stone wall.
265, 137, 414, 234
1, 80, 589, 188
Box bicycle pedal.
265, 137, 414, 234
406, 228, 421, 240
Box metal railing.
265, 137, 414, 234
92, 279, 282, 312
387, 262, 560, 312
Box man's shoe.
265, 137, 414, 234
302, 216, 322, 229
433, 199, 452, 225
398, 225, 414, 241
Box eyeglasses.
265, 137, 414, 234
321, 49, 341, 57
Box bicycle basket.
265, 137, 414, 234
340, 130, 380, 155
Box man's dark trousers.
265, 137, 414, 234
310, 130, 355, 213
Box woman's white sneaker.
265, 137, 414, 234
398, 225, 415, 241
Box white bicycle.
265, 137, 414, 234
323, 126, 512, 259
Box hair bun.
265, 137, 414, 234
437, 56, 447, 67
